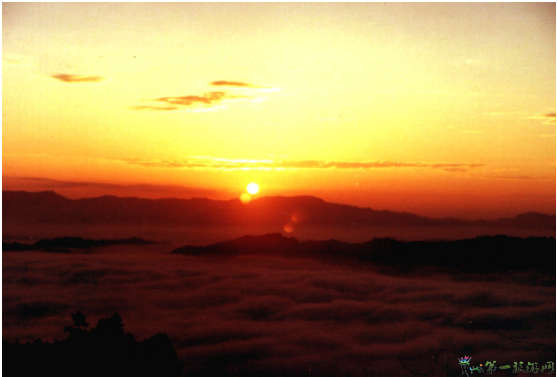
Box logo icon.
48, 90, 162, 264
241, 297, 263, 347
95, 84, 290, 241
459, 356, 472, 366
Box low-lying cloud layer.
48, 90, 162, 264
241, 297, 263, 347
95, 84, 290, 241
121, 156, 484, 173
3, 244, 554, 376
50, 74, 105, 83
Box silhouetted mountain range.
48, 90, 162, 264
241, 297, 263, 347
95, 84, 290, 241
173, 233, 556, 276
3, 190, 555, 230
3, 236, 156, 252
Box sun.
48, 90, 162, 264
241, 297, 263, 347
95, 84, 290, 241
247, 182, 259, 195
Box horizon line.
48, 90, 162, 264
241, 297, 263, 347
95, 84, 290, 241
3, 189, 556, 221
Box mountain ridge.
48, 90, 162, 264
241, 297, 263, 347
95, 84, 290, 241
172, 233, 556, 276
3, 190, 555, 230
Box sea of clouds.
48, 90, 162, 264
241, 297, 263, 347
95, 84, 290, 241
3, 244, 555, 376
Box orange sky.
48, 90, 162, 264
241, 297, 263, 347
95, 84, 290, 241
3, 3, 556, 219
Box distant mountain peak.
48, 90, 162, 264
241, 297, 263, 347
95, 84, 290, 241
2, 190, 555, 232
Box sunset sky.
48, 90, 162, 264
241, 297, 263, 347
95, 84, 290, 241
3, 3, 555, 219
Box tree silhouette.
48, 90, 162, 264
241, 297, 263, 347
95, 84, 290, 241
72, 311, 89, 328
3, 312, 183, 377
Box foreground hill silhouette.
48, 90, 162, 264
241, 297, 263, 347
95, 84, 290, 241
3, 190, 555, 230
3, 312, 183, 377
172, 233, 556, 276
3, 236, 157, 252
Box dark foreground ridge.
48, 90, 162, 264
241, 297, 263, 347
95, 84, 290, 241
3, 190, 555, 230
3, 236, 157, 252
3, 312, 183, 377
172, 233, 556, 275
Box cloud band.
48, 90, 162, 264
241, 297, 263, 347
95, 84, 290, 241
51, 74, 104, 83
120, 157, 484, 173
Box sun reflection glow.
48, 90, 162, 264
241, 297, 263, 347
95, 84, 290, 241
283, 222, 294, 233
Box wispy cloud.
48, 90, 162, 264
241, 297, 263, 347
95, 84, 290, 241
119, 157, 484, 173
156, 92, 241, 106
3, 53, 32, 66
210, 80, 256, 88
131, 92, 247, 112
2, 176, 229, 200
478, 167, 553, 181
484, 111, 524, 117
483, 175, 543, 180
210, 80, 278, 92
486, 111, 556, 126
540, 112, 556, 125
131, 81, 278, 112
50, 74, 105, 83
523, 112, 556, 125
129, 105, 179, 112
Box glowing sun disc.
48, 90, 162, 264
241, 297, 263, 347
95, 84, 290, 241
247, 183, 259, 194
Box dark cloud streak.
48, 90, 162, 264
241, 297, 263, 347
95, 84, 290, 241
155, 92, 236, 106
130, 80, 274, 111
50, 74, 104, 83
210, 80, 255, 88
130, 91, 245, 111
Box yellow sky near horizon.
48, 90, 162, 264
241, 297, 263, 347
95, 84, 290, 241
2, 3, 555, 219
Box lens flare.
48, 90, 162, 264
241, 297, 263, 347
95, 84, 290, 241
283, 222, 294, 233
